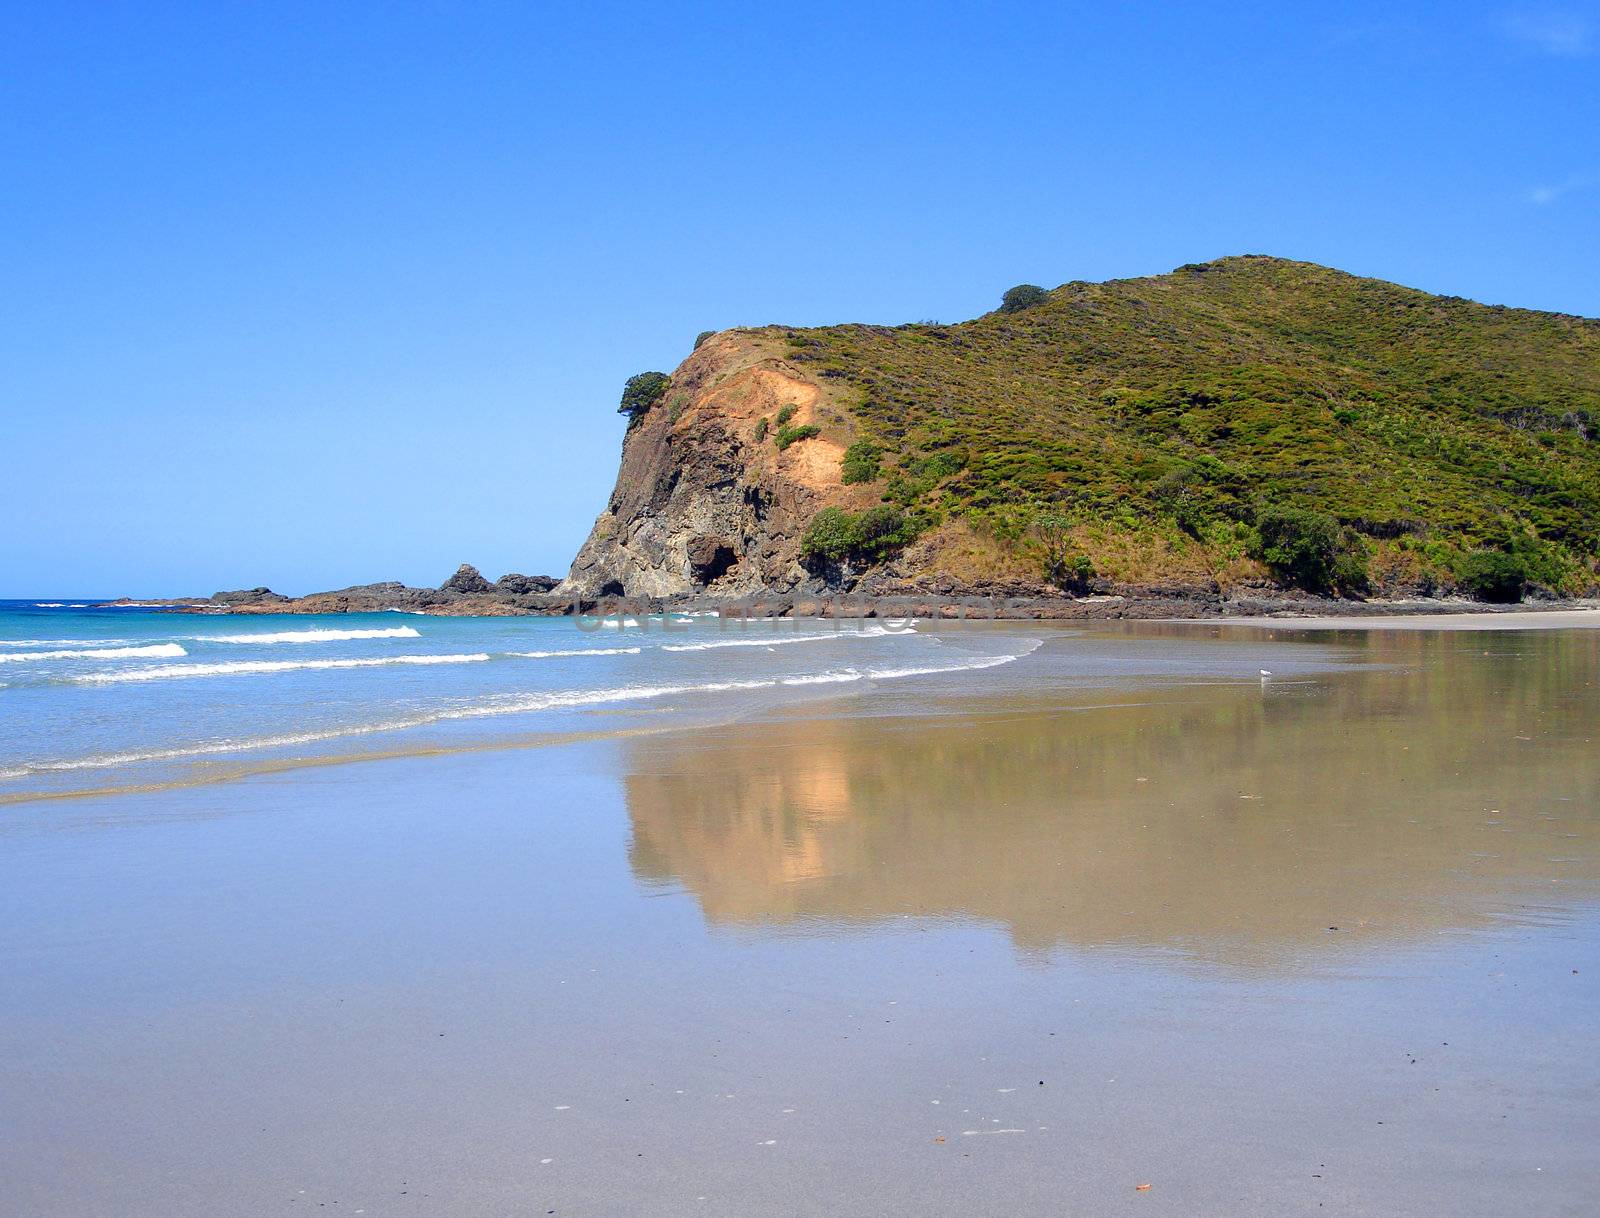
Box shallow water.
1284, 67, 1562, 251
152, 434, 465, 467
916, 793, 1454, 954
0, 619, 1596, 1214
0, 603, 1035, 799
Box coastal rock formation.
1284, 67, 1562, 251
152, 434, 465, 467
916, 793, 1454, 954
494, 572, 559, 595
560, 333, 873, 599
439, 564, 493, 594
563, 257, 1600, 602
212, 587, 289, 605
172, 570, 566, 615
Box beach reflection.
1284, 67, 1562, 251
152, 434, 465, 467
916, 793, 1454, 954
626, 628, 1600, 967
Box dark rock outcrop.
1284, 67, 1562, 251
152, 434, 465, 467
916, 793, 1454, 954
212, 587, 289, 605
686, 536, 739, 585
440, 564, 493, 594
495, 572, 559, 595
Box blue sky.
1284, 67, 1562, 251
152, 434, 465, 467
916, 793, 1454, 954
2, 1, 1596, 596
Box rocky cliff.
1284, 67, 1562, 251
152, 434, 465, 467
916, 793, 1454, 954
560, 332, 888, 599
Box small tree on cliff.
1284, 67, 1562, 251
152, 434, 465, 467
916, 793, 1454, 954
618, 372, 670, 419
999, 284, 1048, 314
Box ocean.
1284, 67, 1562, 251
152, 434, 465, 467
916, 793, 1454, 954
0, 598, 1375, 804
0, 600, 1048, 801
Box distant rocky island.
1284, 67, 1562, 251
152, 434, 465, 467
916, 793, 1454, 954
113, 256, 1600, 618
100, 566, 567, 617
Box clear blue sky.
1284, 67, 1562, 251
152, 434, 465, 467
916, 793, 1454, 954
3, 1, 1596, 596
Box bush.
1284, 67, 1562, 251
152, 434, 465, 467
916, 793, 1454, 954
754, 417, 769, 441
1332, 544, 1371, 594
800, 506, 914, 565
1044, 552, 1095, 593
801, 508, 860, 562
1252, 505, 1344, 593
618, 371, 670, 418
841, 440, 881, 484
694, 330, 716, 349
1153, 467, 1206, 538
775, 423, 821, 450
855, 505, 909, 551
1458, 551, 1529, 603
775, 403, 798, 426
999, 284, 1049, 314
1031, 514, 1096, 592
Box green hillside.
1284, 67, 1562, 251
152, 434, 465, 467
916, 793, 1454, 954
779, 256, 1600, 598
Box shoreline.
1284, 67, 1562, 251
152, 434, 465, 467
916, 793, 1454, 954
7, 610, 1596, 808
90, 590, 1600, 622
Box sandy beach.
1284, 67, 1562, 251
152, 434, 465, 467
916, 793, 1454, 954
1, 617, 1597, 1215
1201, 607, 1600, 631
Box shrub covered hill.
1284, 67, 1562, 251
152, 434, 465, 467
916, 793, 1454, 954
562, 256, 1600, 605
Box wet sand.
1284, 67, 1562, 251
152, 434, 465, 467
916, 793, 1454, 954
1202, 607, 1600, 631
1, 622, 1597, 1215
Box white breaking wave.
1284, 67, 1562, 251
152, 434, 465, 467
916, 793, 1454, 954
1, 638, 129, 647
1, 650, 1030, 781
72, 653, 491, 684
0, 721, 436, 780
434, 651, 1020, 717
864, 654, 1018, 681
661, 625, 906, 652
33, 603, 65, 608
510, 646, 642, 658
198, 626, 423, 645
780, 670, 864, 686
0, 643, 188, 663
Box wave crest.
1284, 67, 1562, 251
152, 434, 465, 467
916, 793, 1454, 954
661, 625, 906, 652
73, 653, 490, 684
510, 646, 642, 658
0, 643, 188, 663
199, 626, 423, 644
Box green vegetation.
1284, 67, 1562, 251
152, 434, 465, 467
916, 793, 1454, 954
801, 506, 916, 565
775, 403, 798, 427
1458, 552, 1527, 603
1033, 516, 1097, 592
754, 416, 769, 441
618, 371, 670, 419
840, 440, 881, 484
1250, 505, 1368, 594
778, 256, 1600, 597
775, 423, 821, 450
999, 284, 1049, 313
694, 330, 716, 349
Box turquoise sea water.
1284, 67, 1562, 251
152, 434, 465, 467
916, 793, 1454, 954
0, 600, 1040, 800
0, 600, 1357, 803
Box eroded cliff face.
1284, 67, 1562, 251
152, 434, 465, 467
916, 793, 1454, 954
560, 333, 867, 599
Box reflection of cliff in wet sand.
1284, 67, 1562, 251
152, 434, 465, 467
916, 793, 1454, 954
626, 629, 1600, 965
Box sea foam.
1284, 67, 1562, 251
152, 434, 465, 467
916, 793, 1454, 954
73, 652, 490, 683
661, 625, 904, 652
4, 649, 1032, 780
0, 643, 188, 663
199, 626, 423, 644
510, 646, 642, 658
